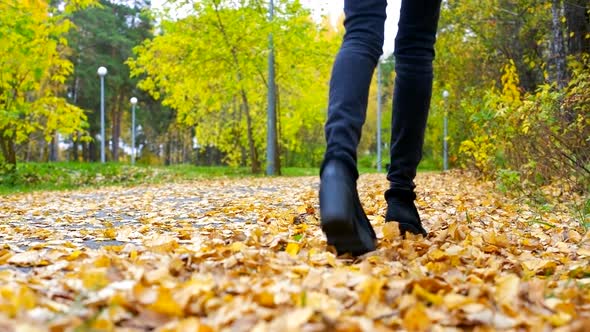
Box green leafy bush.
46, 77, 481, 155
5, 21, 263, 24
459, 57, 589, 193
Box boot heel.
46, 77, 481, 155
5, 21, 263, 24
319, 174, 375, 256
319, 176, 353, 225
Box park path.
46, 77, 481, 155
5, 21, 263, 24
0, 172, 588, 331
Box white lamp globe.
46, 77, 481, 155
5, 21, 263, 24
97, 66, 108, 76
130, 97, 138, 105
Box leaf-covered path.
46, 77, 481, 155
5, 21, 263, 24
0, 172, 588, 331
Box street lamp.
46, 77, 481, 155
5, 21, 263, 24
97, 66, 108, 163
130, 97, 138, 165
376, 60, 382, 172
266, 0, 277, 176
442, 90, 450, 171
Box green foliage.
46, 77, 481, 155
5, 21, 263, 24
0, 0, 92, 168
65, 0, 156, 162
0, 162, 246, 194
129, 0, 340, 171
496, 169, 522, 194
577, 198, 590, 230
433, 0, 589, 203
459, 57, 589, 193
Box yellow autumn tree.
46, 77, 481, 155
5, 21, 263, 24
129, 0, 341, 172
0, 0, 94, 170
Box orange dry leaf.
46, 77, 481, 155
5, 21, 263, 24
0, 172, 587, 331
402, 302, 431, 332
494, 273, 520, 313
254, 291, 275, 307
382, 222, 401, 240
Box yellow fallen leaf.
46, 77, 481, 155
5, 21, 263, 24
177, 318, 214, 332
443, 293, 472, 310
577, 248, 590, 257
18, 286, 37, 311
415, 278, 452, 293
358, 277, 385, 305
147, 287, 184, 317
133, 283, 158, 304
326, 252, 337, 267
108, 292, 129, 307
254, 291, 275, 307
0, 250, 12, 265
145, 266, 171, 285
546, 312, 572, 327
0, 286, 37, 317
7, 251, 47, 267
65, 250, 84, 261
467, 309, 518, 329
382, 222, 401, 239
91, 319, 113, 330
81, 268, 109, 290
102, 227, 117, 239
230, 241, 246, 252
402, 302, 431, 332
522, 258, 557, 274
483, 231, 510, 248
15, 323, 46, 332
145, 234, 179, 253
428, 248, 447, 261
93, 255, 111, 268
273, 307, 314, 330
495, 273, 520, 312
412, 284, 443, 305
285, 242, 300, 257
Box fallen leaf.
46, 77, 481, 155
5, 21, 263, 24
494, 273, 520, 312
285, 242, 300, 257
402, 302, 431, 332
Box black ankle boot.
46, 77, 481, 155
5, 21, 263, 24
319, 160, 377, 256
384, 188, 427, 237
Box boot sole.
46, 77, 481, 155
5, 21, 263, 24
320, 177, 376, 256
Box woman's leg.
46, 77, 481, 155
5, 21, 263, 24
386, 0, 443, 235
320, 0, 387, 255
322, 0, 387, 179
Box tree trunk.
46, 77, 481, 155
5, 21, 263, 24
0, 130, 17, 170
240, 89, 260, 173
39, 139, 45, 161
165, 133, 171, 166
88, 130, 98, 162
275, 84, 281, 175
25, 139, 31, 162
565, 0, 590, 56
72, 132, 79, 161
551, 0, 568, 90
111, 94, 123, 162
49, 131, 58, 162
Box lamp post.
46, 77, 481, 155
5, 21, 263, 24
97, 66, 108, 163
376, 60, 382, 172
130, 97, 138, 165
266, 0, 277, 176
442, 90, 450, 171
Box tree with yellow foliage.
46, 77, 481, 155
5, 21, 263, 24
0, 0, 93, 170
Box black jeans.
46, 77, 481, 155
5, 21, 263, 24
322, 0, 442, 193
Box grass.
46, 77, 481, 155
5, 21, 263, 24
0, 162, 380, 195
0, 157, 441, 195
